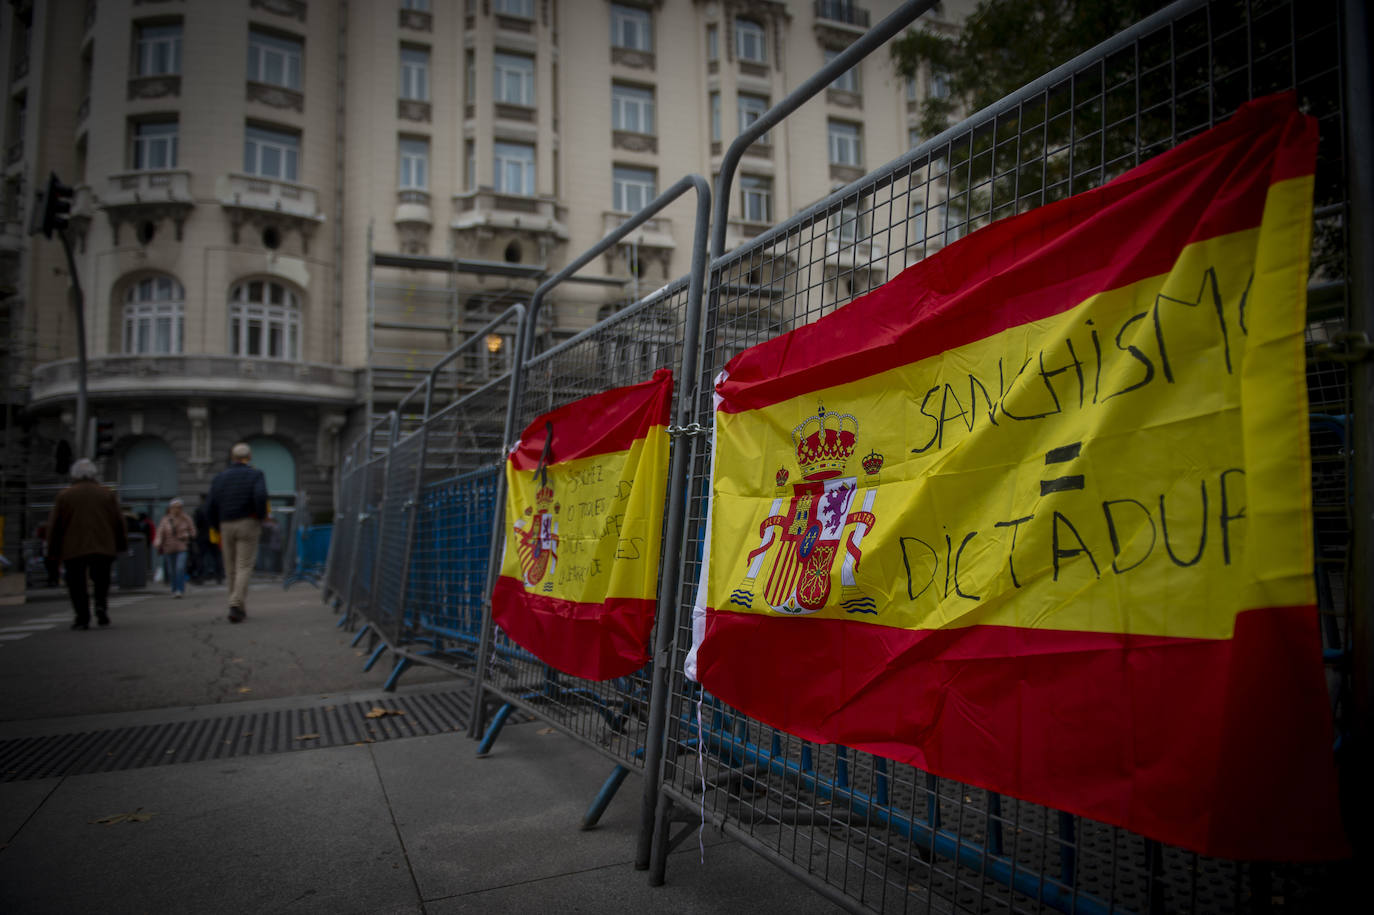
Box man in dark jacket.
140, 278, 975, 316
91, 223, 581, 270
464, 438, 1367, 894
46, 458, 128, 630
207, 442, 268, 623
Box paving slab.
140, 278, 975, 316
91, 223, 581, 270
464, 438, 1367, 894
0, 744, 418, 915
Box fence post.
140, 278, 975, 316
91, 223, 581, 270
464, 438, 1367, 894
1340, 0, 1374, 849
468, 176, 713, 745
633, 177, 712, 871
708, 0, 936, 261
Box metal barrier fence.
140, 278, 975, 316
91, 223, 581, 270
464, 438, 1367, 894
323, 0, 1366, 910
647, 0, 1365, 912
468, 174, 711, 843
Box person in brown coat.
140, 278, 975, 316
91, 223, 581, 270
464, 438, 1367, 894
45, 458, 128, 630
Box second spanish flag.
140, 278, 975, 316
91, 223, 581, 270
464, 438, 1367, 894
494, 368, 673, 681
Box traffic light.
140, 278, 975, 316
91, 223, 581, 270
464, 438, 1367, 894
39, 172, 74, 239
94, 420, 115, 459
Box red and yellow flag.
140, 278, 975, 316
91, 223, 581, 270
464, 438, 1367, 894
494, 368, 673, 681
687, 95, 1347, 859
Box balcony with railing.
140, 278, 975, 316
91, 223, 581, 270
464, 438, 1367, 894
29, 355, 357, 409
101, 169, 193, 242
452, 188, 568, 241
815, 0, 869, 28
217, 173, 325, 250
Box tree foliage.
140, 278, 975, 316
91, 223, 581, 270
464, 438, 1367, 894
891, 0, 1171, 140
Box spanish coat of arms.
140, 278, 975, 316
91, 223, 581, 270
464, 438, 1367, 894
732, 404, 881, 615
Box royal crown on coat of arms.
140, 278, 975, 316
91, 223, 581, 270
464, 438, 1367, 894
775, 467, 790, 488
536, 484, 555, 508
862, 449, 884, 476
792, 403, 858, 481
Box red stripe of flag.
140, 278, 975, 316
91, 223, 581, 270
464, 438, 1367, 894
492, 577, 656, 680
716, 94, 1317, 414
509, 367, 673, 470
695, 605, 1347, 860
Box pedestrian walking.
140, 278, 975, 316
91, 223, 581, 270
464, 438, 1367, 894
207, 442, 268, 623
45, 458, 128, 630
153, 498, 196, 597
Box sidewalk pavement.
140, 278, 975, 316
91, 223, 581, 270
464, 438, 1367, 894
0, 580, 841, 914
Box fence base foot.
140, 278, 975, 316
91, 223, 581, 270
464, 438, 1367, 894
349, 623, 371, 646
583, 764, 631, 830
362, 641, 387, 672
383, 657, 411, 691
476, 703, 514, 756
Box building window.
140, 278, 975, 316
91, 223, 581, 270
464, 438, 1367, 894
133, 121, 178, 169
735, 18, 765, 63
929, 69, 950, 99
610, 4, 652, 52
829, 205, 863, 244
402, 0, 430, 9
494, 52, 534, 107
244, 125, 299, 182
906, 76, 918, 101
911, 201, 927, 239
494, 0, 533, 16
123, 275, 185, 355
824, 49, 857, 92
400, 46, 430, 101
829, 120, 861, 166
135, 23, 182, 76
611, 83, 654, 135
710, 92, 720, 143
230, 279, 301, 360
706, 24, 718, 62
738, 93, 770, 143
908, 127, 921, 148
740, 174, 771, 223
494, 141, 535, 195
612, 165, 655, 213
465, 50, 476, 104
465, 139, 476, 190
399, 137, 428, 189
247, 30, 303, 91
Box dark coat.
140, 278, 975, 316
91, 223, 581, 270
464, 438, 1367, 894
46, 480, 129, 561
207, 462, 268, 528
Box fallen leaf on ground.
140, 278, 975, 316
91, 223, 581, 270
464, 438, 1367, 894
91, 809, 156, 826
536, 727, 556, 736
365, 707, 405, 719
237, 687, 252, 694
353, 739, 376, 746
231, 658, 245, 663
295, 733, 321, 741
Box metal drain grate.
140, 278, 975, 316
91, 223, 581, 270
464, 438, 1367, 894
0, 687, 476, 782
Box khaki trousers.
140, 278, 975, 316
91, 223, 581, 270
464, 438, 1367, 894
220, 517, 261, 611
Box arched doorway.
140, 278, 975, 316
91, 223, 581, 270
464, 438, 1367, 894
244, 436, 296, 498
244, 436, 296, 572
119, 437, 179, 523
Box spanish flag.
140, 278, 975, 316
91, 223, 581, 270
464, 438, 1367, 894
687, 95, 1347, 859
494, 368, 673, 681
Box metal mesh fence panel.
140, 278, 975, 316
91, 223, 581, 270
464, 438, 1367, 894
402, 372, 514, 672
479, 279, 692, 771
372, 427, 424, 645
656, 1, 1354, 912
322, 459, 358, 602
349, 452, 390, 627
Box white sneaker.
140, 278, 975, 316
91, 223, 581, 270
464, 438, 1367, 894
174, 592, 183, 599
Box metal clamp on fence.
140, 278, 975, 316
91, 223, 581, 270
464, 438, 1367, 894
1313, 331, 1373, 363
667, 423, 712, 440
